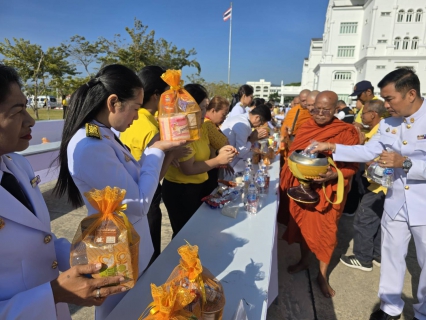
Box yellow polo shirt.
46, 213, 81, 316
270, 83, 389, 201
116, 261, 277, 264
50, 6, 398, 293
165, 129, 210, 184
354, 96, 379, 124
120, 108, 159, 161
364, 123, 387, 195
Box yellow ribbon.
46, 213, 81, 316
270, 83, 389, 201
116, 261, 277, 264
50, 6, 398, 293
322, 157, 344, 205
115, 204, 133, 243
170, 80, 184, 91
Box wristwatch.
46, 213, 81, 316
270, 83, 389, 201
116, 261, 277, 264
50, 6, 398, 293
402, 157, 412, 173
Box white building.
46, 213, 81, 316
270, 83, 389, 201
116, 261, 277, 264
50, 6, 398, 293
246, 79, 301, 104
302, 0, 426, 103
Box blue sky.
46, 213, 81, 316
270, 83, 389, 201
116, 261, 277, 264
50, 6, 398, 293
1, 0, 329, 85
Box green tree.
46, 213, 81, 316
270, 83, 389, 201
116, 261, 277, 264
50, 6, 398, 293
0, 38, 76, 119
269, 92, 280, 102
99, 18, 200, 73
61, 35, 102, 76
285, 82, 301, 86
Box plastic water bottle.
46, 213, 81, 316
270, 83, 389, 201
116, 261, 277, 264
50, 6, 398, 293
243, 167, 251, 183
246, 158, 252, 171
255, 169, 265, 189
246, 182, 259, 214
382, 168, 394, 188
381, 148, 394, 188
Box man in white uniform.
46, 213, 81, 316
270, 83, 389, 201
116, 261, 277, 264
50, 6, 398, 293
311, 68, 426, 320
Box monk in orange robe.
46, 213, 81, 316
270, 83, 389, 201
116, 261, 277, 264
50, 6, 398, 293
280, 90, 311, 165
278, 91, 359, 298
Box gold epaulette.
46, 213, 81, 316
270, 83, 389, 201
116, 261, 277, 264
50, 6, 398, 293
85, 123, 102, 139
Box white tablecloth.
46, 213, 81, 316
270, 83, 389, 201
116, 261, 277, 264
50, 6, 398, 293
106, 158, 280, 320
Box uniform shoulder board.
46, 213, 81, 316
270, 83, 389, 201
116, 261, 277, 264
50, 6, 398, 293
85, 123, 102, 139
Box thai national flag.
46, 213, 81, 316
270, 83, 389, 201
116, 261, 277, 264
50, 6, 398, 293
223, 7, 232, 21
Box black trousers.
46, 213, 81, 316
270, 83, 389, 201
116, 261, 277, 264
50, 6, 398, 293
204, 168, 219, 196
147, 184, 162, 263
353, 190, 386, 262
343, 165, 369, 214
162, 179, 209, 238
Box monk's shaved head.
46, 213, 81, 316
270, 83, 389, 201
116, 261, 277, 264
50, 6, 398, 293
313, 91, 339, 126
299, 89, 311, 109
306, 90, 319, 114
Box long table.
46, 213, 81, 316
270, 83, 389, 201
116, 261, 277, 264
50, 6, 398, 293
106, 158, 280, 320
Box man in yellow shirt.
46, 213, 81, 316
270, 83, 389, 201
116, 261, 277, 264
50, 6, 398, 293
340, 100, 388, 271
350, 80, 378, 128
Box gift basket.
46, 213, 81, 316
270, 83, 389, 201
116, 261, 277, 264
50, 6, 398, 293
141, 242, 226, 320
70, 186, 139, 289
158, 70, 202, 141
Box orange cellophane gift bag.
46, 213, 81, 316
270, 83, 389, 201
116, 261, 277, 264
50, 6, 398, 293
69, 186, 140, 289
141, 242, 226, 320
158, 70, 202, 141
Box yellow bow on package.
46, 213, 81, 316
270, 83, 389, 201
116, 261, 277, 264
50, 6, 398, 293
141, 242, 226, 320
158, 70, 202, 141
69, 186, 140, 289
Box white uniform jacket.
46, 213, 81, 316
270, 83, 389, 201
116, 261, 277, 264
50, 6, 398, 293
334, 99, 426, 225
0, 153, 71, 319
67, 122, 165, 318
221, 113, 253, 173
226, 102, 246, 120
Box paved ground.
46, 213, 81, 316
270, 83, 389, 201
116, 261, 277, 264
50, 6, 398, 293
42, 180, 420, 320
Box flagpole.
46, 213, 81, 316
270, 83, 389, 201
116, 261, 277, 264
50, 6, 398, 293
227, 2, 233, 85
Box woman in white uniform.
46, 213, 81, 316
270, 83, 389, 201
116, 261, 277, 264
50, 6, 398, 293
54, 64, 185, 319
226, 85, 254, 119
0, 65, 126, 319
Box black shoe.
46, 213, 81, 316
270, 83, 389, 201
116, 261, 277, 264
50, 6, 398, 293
340, 254, 373, 271
413, 318, 419, 320
369, 309, 401, 320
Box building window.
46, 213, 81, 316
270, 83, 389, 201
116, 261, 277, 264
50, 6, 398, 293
416, 9, 423, 22
394, 37, 401, 49
334, 72, 352, 80
376, 65, 386, 69
255, 86, 261, 92
412, 37, 419, 50
402, 37, 410, 50
381, 12, 391, 16
337, 94, 350, 103
340, 22, 358, 34
263, 87, 268, 92
378, 39, 387, 44
397, 10, 405, 22
406, 9, 414, 22
337, 46, 355, 57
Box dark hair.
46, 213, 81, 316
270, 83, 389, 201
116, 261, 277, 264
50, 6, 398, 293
250, 104, 272, 122
184, 83, 208, 105
251, 98, 263, 108
137, 66, 167, 105
237, 85, 254, 100
265, 102, 273, 109
0, 64, 22, 104
53, 64, 143, 207
206, 96, 229, 112
378, 68, 421, 97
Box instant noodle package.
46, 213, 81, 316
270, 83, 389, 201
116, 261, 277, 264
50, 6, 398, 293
70, 186, 140, 289
158, 70, 202, 141
141, 243, 225, 320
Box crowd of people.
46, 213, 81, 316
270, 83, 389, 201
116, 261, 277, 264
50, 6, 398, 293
0, 62, 425, 320
278, 68, 426, 320
0, 63, 273, 319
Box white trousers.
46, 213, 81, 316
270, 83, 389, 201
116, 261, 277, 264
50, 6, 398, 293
380, 206, 426, 319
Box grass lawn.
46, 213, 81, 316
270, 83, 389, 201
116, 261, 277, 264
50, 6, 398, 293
29, 108, 64, 121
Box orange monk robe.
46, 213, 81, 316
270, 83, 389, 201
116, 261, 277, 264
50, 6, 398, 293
281, 104, 311, 137
278, 118, 359, 264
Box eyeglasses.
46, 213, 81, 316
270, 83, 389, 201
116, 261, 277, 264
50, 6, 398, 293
311, 108, 332, 116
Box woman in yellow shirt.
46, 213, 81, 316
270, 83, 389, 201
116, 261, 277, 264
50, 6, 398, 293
162, 84, 237, 237
203, 96, 230, 194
